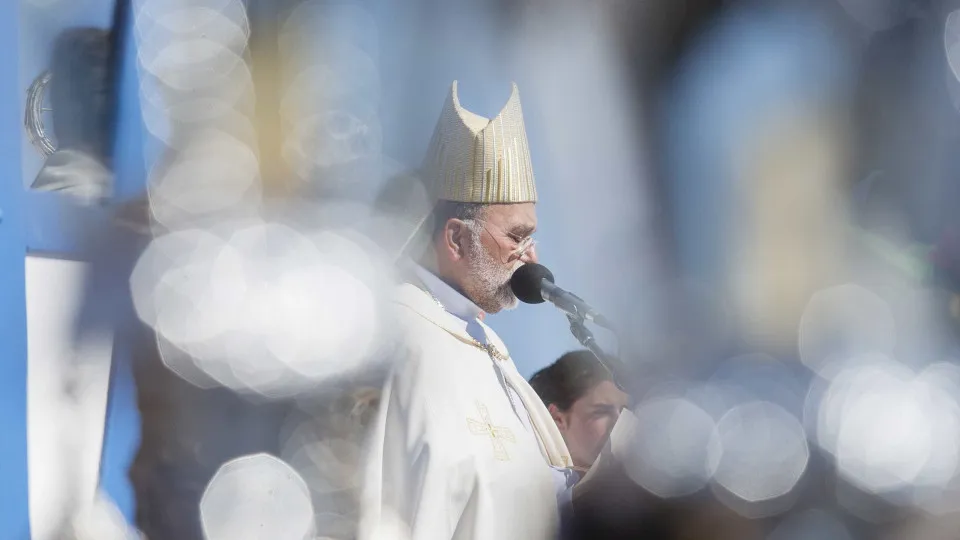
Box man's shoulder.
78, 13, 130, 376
390, 283, 447, 332
392, 282, 437, 315
387, 283, 464, 356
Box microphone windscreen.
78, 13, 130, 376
510, 263, 555, 304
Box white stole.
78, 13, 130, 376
481, 332, 572, 469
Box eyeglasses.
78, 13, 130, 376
466, 218, 537, 261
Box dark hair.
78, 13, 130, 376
529, 350, 613, 411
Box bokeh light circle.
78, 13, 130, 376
200, 453, 314, 540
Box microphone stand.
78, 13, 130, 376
566, 314, 630, 393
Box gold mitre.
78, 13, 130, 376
422, 81, 537, 204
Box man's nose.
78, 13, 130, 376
520, 245, 538, 265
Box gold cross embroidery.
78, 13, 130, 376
466, 401, 516, 461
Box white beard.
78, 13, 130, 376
465, 225, 522, 314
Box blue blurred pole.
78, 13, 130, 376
0, 0, 32, 534
97, 0, 143, 522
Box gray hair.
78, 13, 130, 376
403, 200, 486, 266
431, 201, 486, 236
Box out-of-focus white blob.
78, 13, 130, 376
624, 397, 720, 498
711, 401, 809, 517
815, 358, 960, 501
130, 222, 388, 397
130, 228, 247, 346
283, 110, 383, 178
139, 100, 258, 154
911, 363, 960, 494
767, 508, 852, 540
155, 334, 219, 390
357, 507, 411, 540
147, 129, 261, 227
947, 11, 960, 85
799, 284, 896, 378
946, 15, 960, 115
70, 490, 142, 540
230, 224, 380, 379
200, 453, 315, 540
286, 200, 375, 233
139, 59, 254, 120
278, 47, 381, 114
836, 0, 911, 32
135, 0, 244, 28
818, 358, 922, 492
308, 228, 392, 288
680, 382, 742, 430
134, 0, 255, 147
139, 32, 246, 95
136, 1, 249, 46
135, 0, 250, 64
276, 396, 379, 539
137, 7, 249, 90
142, 83, 255, 128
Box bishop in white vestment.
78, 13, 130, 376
359, 82, 577, 540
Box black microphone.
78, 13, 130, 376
510, 263, 632, 393
510, 263, 614, 330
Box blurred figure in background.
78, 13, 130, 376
529, 350, 628, 473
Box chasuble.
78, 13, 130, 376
358, 273, 570, 540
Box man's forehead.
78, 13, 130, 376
483, 202, 537, 227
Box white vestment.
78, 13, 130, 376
358, 271, 573, 540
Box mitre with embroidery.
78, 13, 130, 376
377, 81, 539, 260
422, 80, 538, 204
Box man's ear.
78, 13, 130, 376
442, 219, 469, 261
548, 403, 567, 430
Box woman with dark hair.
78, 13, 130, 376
529, 350, 629, 472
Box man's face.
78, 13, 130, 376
460, 202, 538, 314
552, 380, 629, 469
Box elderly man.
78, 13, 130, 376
530, 350, 629, 474
359, 82, 575, 540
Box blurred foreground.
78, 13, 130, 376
13, 0, 960, 539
